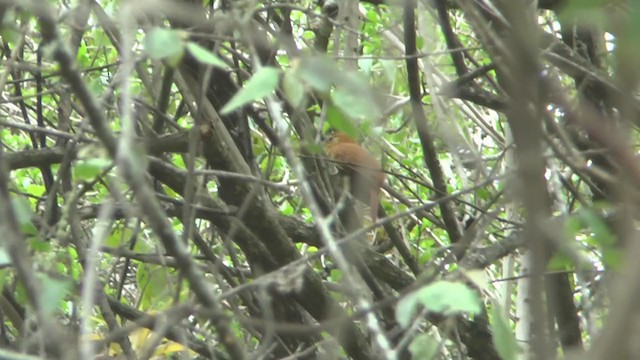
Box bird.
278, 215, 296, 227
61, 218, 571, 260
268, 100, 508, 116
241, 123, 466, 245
324, 131, 385, 222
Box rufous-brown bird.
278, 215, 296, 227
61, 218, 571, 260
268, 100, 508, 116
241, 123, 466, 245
324, 131, 385, 222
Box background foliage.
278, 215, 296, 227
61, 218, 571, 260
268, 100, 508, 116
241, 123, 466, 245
0, 0, 636, 359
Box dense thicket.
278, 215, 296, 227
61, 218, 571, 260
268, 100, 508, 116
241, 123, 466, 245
0, 0, 636, 359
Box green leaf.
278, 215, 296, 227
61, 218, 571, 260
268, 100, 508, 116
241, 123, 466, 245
11, 197, 33, 227
38, 274, 72, 316
358, 57, 373, 75
26, 184, 46, 197
602, 247, 623, 269
283, 70, 305, 108
330, 268, 342, 282
579, 210, 614, 247
477, 188, 491, 201
67, 248, 82, 280
331, 71, 382, 121
143, 28, 185, 64
490, 302, 519, 360
0, 269, 10, 289
73, 158, 112, 181
331, 86, 381, 121
0, 9, 19, 44
547, 252, 574, 271
76, 41, 89, 67
558, 0, 608, 28
137, 264, 171, 307
0, 248, 11, 267
302, 141, 325, 155
408, 334, 439, 360
185, 42, 229, 69
563, 215, 583, 239
396, 291, 420, 328
380, 59, 397, 82
326, 104, 358, 139
221, 67, 280, 114
133, 236, 152, 253
396, 281, 481, 328
295, 56, 339, 93
577, 210, 621, 268
106, 228, 133, 248
88, 76, 105, 97
29, 237, 51, 252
